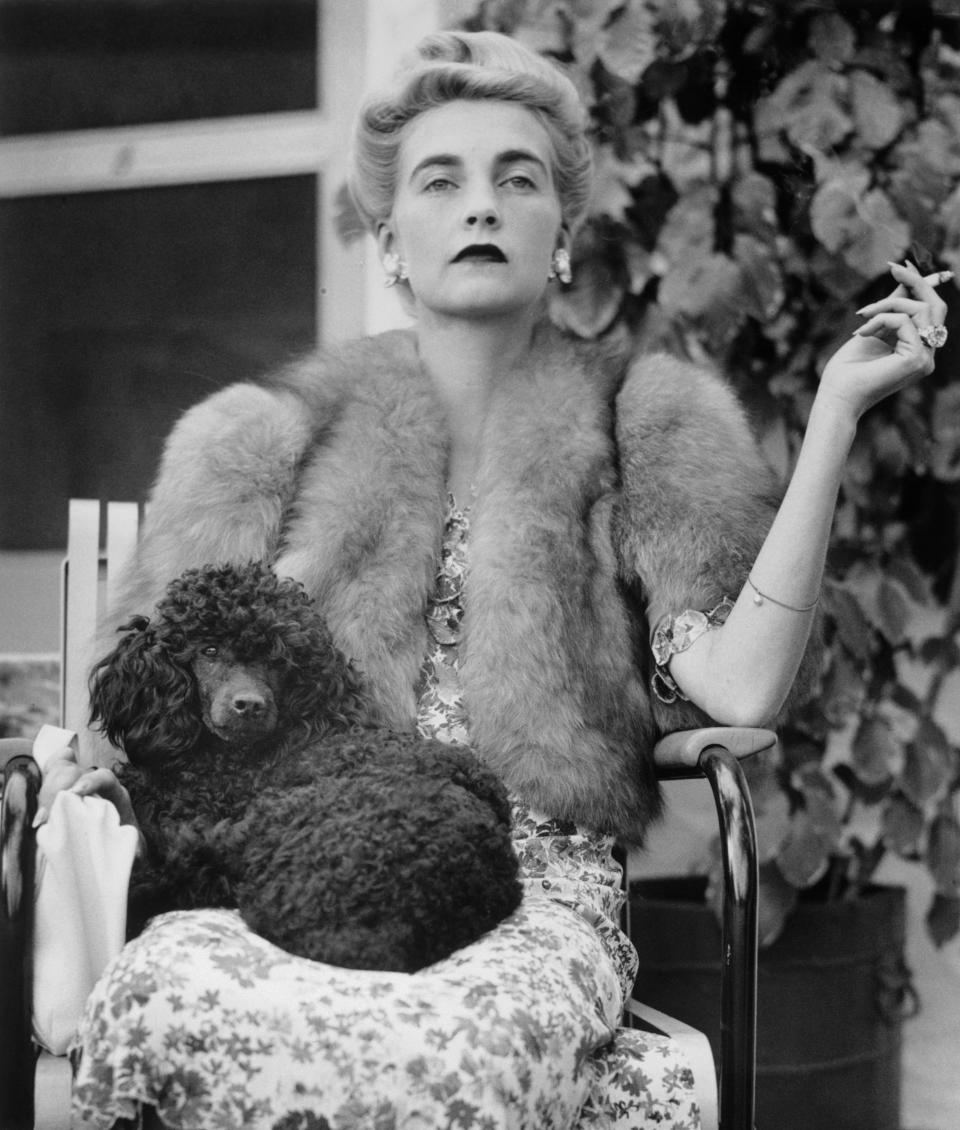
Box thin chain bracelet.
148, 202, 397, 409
747, 576, 819, 613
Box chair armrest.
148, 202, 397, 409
647, 727, 765, 1130
653, 726, 776, 779
624, 1000, 719, 1130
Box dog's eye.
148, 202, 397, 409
200, 645, 219, 658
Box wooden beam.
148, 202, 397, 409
0, 111, 335, 198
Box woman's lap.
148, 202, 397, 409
70, 898, 701, 1129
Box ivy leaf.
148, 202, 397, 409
733, 233, 785, 322
652, 0, 727, 58
939, 184, 960, 278
658, 252, 746, 350
757, 860, 800, 947
500, 0, 572, 56
900, 721, 956, 807
810, 174, 911, 278
567, 0, 625, 69
930, 382, 960, 482
852, 716, 903, 788
732, 171, 780, 242
882, 792, 925, 855
833, 762, 894, 805
590, 146, 658, 222
776, 813, 833, 890
849, 69, 907, 150
597, 0, 657, 84
820, 649, 867, 726
928, 813, 960, 897
926, 893, 960, 948
714, 858, 799, 948
824, 583, 875, 662
654, 184, 717, 265
776, 766, 843, 890
808, 11, 856, 67
742, 754, 792, 863
889, 118, 960, 248
658, 103, 714, 191
754, 61, 852, 162
886, 557, 932, 605
875, 578, 909, 646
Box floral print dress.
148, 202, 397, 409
69, 498, 702, 1130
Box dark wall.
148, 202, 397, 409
1, 1, 320, 550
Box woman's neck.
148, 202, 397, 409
415, 309, 538, 501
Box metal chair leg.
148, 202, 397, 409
0, 749, 41, 1130
700, 745, 758, 1130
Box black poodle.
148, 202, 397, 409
90, 561, 365, 767
89, 562, 522, 971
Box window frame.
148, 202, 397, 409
0, 1, 369, 343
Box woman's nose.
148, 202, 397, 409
465, 203, 500, 228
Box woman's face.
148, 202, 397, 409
380, 100, 567, 322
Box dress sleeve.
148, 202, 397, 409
613, 351, 822, 732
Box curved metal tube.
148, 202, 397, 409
699, 745, 759, 1130
0, 753, 41, 1130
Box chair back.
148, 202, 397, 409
61, 500, 141, 762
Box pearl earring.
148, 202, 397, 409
549, 248, 573, 285
383, 252, 408, 288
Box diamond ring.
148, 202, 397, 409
919, 324, 948, 349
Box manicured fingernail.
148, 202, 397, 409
32, 807, 48, 828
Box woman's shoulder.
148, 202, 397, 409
614, 348, 777, 509
167, 329, 421, 440
155, 330, 421, 492
617, 350, 751, 435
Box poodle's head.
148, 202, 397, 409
90, 562, 367, 769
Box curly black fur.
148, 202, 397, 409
122, 732, 522, 969
91, 562, 522, 970
90, 562, 367, 767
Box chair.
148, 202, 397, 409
0, 498, 774, 1130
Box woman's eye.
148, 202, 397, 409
424, 177, 455, 193
201, 645, 218, 658
504, 173, 536, 190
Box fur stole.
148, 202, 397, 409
110, 322, 814, 844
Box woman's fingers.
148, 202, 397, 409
854, 311, 935, 373
885, 261, 950, 321
68, 767, 140, 828
857, 296, 930, 322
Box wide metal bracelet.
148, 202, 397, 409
651, 597, 734, 704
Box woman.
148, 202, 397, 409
65, 29, 946, 1130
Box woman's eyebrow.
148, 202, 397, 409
408, 154, 462, 180
497, 148, 549, 172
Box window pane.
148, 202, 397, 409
0, 0, 318, 136
0, 177, 317, 550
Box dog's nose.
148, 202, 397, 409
232, 694, 267, 717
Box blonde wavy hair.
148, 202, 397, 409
349, 30, 594, 234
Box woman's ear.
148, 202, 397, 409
376, 222, 398, 267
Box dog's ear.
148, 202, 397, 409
89, 615, 204, 766
282, 639, 368, 741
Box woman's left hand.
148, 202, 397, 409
819, 260, 950, 421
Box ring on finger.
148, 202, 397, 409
918, 324, 949, 349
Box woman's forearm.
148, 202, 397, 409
669, 392, 857, 724
668, 260, 945, 724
